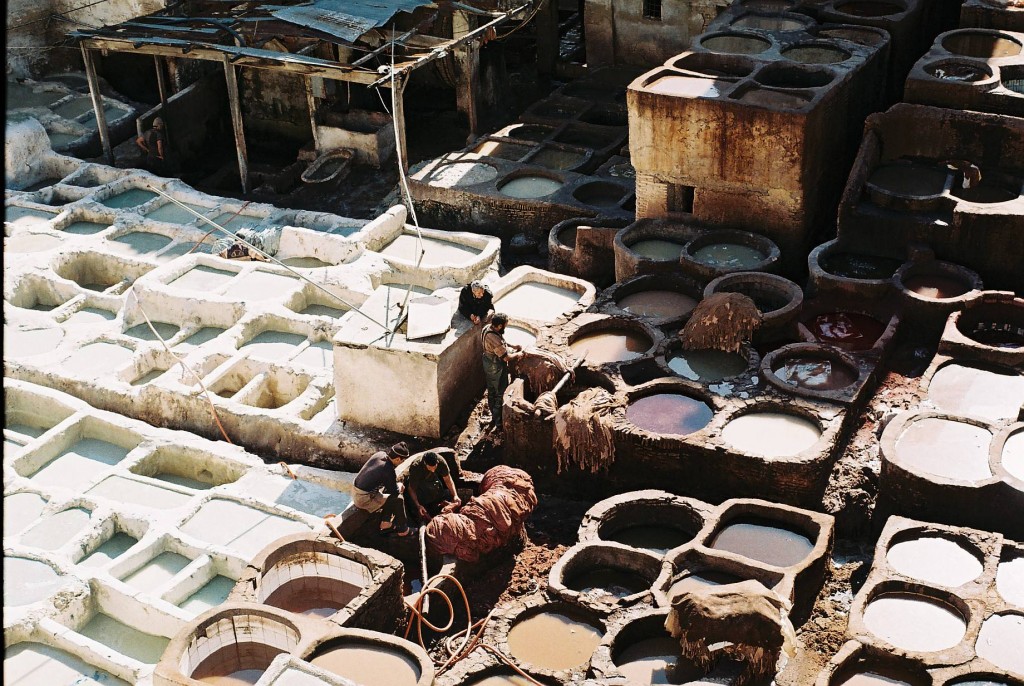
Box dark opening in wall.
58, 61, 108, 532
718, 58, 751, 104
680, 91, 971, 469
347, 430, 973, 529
669, 184, 695, 213
643, 0, 663, 21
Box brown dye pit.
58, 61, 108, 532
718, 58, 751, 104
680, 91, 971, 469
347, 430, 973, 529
506, 611, 603, 671
309, 644, 420, 686
567, 567, 650, 600
966, 326, 1024, 349
617, 291, 698, 319
809, 312, 886, 351
614, 637, 703, 684
903, 274, 969, 299
736, 89, 812, 108
625, 394, 714, 435
669, 569, 745, 597
609, 525, 692, 553
775, 357, 857, 391
667, 349, 748, 382
569, 331, 652, 364
868, 162, 949, 197
952, 182, 1018, 204
195, 671, 265, 685
191, 644, 284, 685
709, 518, 814, 567
263, 575, 360, 617
468, 675, 544, 685
821, 253, 903, 280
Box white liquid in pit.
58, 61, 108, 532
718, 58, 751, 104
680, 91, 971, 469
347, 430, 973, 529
144, 201, 209, 224
380, 234, 480, 266
29, 437, 131, 490
975, 614, 1024, 674
5, 233, 63, 252
863, 593, 966, 652
240, 331, 307, 359
235, 473, 353, 518
721, 412, 821, 457
122, 551, 191, 591
179, 498, 310, 558
494, 282, 581, 324
292, 340, 333, 369
169, 266, 237, 291
174, 327, 225, 351
886, 536, 982, 587
177, 575, 235, 614
1000, 431, 1024, 482
996, 557, 1024, 607
79, 533, 138, 568
4, 642, 130, 686
499, 176, 562, 198
78, 612, 169, 664
64, 307, 116, 326
62, 342, 134, 376
4, 492, 48, 537
647, 76, 723, 98
222, 271, 299, 300
3, 324, 64, 358
504, 325, 537, 349
86, 474, 194, 509
4, 557, 63, 606
895, 418, 992, 482
20, 507, 91, 550
928, 363, 1024, 422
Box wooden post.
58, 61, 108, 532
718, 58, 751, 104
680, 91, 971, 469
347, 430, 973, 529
454, 42, 481, 140
392, 75, 409, 173
154, 55, 168, 106
535, 0, 559, 76
305, 76, 321, 154
81, 46, 114, 164
222, 55, 250, 194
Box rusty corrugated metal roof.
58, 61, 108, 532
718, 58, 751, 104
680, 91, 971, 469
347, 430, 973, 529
270, 0, 433, 43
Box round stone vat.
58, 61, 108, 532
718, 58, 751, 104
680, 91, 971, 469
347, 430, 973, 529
807, 238, 905, 299
602, 274, 703, 327
895, 262, 982, 321
581, 491, 708, 555
497, 172, 564, 199
659, 340, 759, 384
660, 548, 790, 608
890, 414, 994, 483
255, 543, 372, 618
549, 542, 662, 611
824, 646, 933, 686
927, 361, 1024, 422
680, 228, 779, 281
763, 343, 861, 400
178, 609, 301, 685
942, 30, 1023, 58
625, 382, 716, 437
460, 667, 561, 685
803, 309, 889, 352
705, 514, 816, 569
721, 408, 823, 459
817, 26, 889, 45
614, 220, 697, 280
571, 180, 629, 209
547, 216, 631, 285
701, 32, 773, 55
951, 298, 1024, 353
4, 556, 66, 607
782, 43, 851, 64
942, 676, 1021, 686
591, 609, 707, 684
755, 63, 837, 88
567, 317, 659, 366
301, 630, 433, 686
671, 51, 756, 78
975, 613, 1024, 675
501, 601, 605, 675
704, 272, 804, 340
865, 159, 952, 212
860, 584, 969, 653
835, 0, 905, 15
732, 11, 812, 30
884, 529, 984, 588
924, 59, 994, 83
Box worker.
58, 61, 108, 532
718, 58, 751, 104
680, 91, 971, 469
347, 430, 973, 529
136, 117, 168, 175
481, 313, 523, 430
405, 451, 461, 523
459, 280, 494, 325
352, 442, 415, 536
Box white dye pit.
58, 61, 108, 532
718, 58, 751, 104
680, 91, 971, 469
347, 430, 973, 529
30, 437, 130, 489
122, 551, 191, 592
4, 642, 130, 686
179, 498, 310, 558
3, 557, 63, 606
379, 234, 480, 265
494, 282, 581, 323
975, 614, 1024, 674
996, 557, 1024, 607
863, 593, 966, 652
721, 412, 821, 457
886, 536, 983, 587
928, 364, 1024, 422
20, 507, 92, 550
895, 418, 992, 482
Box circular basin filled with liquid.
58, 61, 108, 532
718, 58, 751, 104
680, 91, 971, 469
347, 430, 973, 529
569, 328, 654, 365
628, 238, 686, 261
755, 63, 836, 88
572, 180, 628, 208
927, 362, 1024, 422
893, 416, 993, 482
186, 612, 300, 685
704, 272, 804, 331
924, 60, 993, 83
556, 544, 661, 605
462, 669, 559, 685
999, 429, 1024, 483
975, 613, 1024, 674
707, 517, 815, 567
862, 592, 967, 652
617, 290, 698, 320
594, 497, 705, 554
498, 174, 563, 199
866, 160, 950, 206
732, 12, 811, 30
885, 534, 983, 587
766, 345, 860, 395
506, 607, 604, 672
829, 660, 931, 686
307, 639, 425, 686
996, 552, 1024, 607
682, 228, 779, 280
819, 250, 903, 281
805, 311, 887, 351
782, 44, 851, 64
942, 30, 1023, 58
665, 348, 751, 383
895, 261, 980, 302
722, 411, 822, 457
3, 557, 64, 606
625, 392, 714, 436
421, 161, 498, 188
701, 33, 773, 54
954, 303, 1024, 350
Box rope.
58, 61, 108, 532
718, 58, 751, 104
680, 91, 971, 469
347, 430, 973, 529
186, 201, 251, 255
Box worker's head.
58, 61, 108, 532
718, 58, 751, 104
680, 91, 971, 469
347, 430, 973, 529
422, 451, 440, 473
153, 117, 165, 130
491, 313, 508, 332
389, 441, 410, 463
470, 280, 485, 299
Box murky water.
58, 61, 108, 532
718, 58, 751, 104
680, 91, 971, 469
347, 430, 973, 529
499, 175, 563, 198
7, 82, 67, 108
243, 474, 353, 517
494, 282, 581, 323
169, 265, 237, 291
264, 575, 361, 616
609, 525, 691, 553
506, 611, 603, 670
927, 363, 1024, 422
3, 557, 63, 605
615, 637, 702, 684
280, 256, 333, 268
709, 519, 813, 567
895, 417, 992, 482
570, 331, 652, 364
80, 533, 139, 568
626, 393, 714, 435
62, 220, 110, 235
47, 132, 83, 149
669, 569, 744, 597
775, 357, 857, 391
108, 231, 173, 258
863, 593, 966, 652
222, 271, 299, 300
101, 189, 158, 209
737, 88, 811, 108
310, 644, 420, 686
722, 412, 821, 457
178, 575, 236, 614
836, 668, 919, 685
532, 148, 587, 170
179, 498, 310, 558
975, 614, 1024, 674
207, 212, 262, 232
6, 206, 59, 231
4, 641, 130, 686
966, 326, 1024, 349
79, 612, 169, 663
904, 274, 969, 299
953, 182, 1018, 204
631, 239, 685, 260
667, 349, 748, 382
20, 507, 91, 550
241, 330, 307, 359
868, 162, 949, 197
995, 556, 1024, 606
300, 304, 346, 318
618, 290, 697, 319
124, 321, 180, 341
886, 536, 982, 587
131, 367, 167, 386
62, 342, 135, 376
380, 234, 480, 266
30, 437, 130, 489
567, 567, 650, 601
174, 327, 225, 351
822, 253, 903, 280
808, 312, 886, 351
422, 161, 498, 188
87, 474, 194, 509
144, 201, 209, 224
50, 96, 95, 119
4, 492, 48, 537
122, 551, 191, 591
151, 471, 215, 490
691, 243, 764, 269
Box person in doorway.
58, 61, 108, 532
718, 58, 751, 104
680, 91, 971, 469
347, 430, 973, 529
136, 117, 168, 175
405, 451, 461, 523
352, 442, 416, 536
481, 313, 523, 430
459, 280, 494, 325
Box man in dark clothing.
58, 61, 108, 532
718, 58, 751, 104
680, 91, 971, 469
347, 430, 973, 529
352, 441, 415, 536
136, 117, 168, 175
481, 313, 522, 430
459, 280, 494, 325
405, 451, 461, 523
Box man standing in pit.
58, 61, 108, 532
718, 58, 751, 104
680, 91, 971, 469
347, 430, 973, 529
405, 451, 461, 524
136, 117, 168, 175
481, 313, 523, 430
459, 280, 494, 325
351, 442, 416, 536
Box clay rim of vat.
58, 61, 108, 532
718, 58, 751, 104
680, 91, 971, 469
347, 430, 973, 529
657, 547, 794, 608
715, 400, 832, 463
879, 409, 1001, 488
489, 596, 606, 678
589, 608, 676, 680
821, 641, 934, 686
808, 239, 907, 285
548, 541, 663, 610
703, 271, 804, 322
621, 379, 720, 438
761, 343, 863, 401
577, 490, 715, 549
656, 339, 761, 385
563, 316, 664, 368
700, 499, 831, 572
681, 228, 780, 277
591, 496, 708, 551
601, 274, 704, 327
882, 527, 989, 586
921, 58, 997, 86
893, 261, 984, 303
297, 629, 434, 686
949, 300, 1024, 352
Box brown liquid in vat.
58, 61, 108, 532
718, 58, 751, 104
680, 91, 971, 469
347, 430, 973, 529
618, 290, 698, 319
625, 394, 714, 435
506, 611, 603, 671
709, 519, 813, 567
775, 357, 857, 391
570, 331, 652, 364
903, 274, 969, 299
310, 644, 420, 686
263, 576, 361, 617
809, 312, 886, 351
